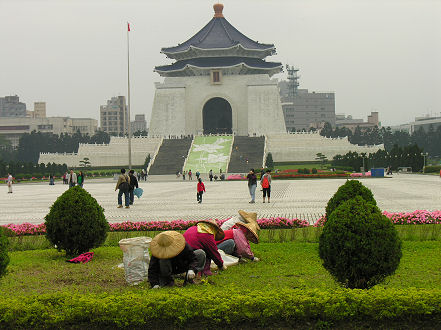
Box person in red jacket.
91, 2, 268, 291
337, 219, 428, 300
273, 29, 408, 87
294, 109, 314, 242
183, 219, 226, 276
197, 178, 206, 204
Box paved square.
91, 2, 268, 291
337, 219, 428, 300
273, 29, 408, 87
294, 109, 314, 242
1, 174, 440, 225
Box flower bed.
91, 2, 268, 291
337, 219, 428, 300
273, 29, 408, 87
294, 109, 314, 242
272, 173, 349, 179
2, 217, 310, 237
3, 210, 441, 237
313, 210, 441, 227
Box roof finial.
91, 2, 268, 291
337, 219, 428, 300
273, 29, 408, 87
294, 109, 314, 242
213, 3, 224, 18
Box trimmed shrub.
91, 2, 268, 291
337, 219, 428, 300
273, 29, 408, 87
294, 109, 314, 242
311, 168, 318, 174
0, 227, 10, 277
326, 179, 376, 217
45, 186, 109, 256
424, 165, 441, 173
0, 288, 440, 328
303, 168, 310, 174
319, 196, 402, 289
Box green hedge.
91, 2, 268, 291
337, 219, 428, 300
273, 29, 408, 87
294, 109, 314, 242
424, 165, 441, 173
0, 288, 440, 328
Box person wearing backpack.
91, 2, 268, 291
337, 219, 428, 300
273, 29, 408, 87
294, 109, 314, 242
115, 168, 130, 208
260, 169, 272, 203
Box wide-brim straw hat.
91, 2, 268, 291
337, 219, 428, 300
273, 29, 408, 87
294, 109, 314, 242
197, 219, 225, 241
238, 210, 260, 230
235, 222, 259, 244
150, 231, 186, 259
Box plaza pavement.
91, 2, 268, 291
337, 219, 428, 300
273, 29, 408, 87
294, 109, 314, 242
1, 174, 440, 226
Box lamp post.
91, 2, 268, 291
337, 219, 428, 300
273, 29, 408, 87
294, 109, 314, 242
421, 152, 428, 172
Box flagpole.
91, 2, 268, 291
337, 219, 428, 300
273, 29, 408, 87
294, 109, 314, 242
127, 22, 132, 170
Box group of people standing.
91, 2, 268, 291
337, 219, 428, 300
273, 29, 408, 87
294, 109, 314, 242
115, 168, 139, 208
148, 210, 260, 288
246, 168, 272, 203
63, 170, 85, 188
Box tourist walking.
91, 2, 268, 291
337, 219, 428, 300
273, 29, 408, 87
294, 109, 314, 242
209, 169, 213, 181
148, 231, 205, 288
260, 169, 272, 203
128, 169, 139, 205
68, 170, 77, 188
196, 171, 200, 180
62, 172, 67, 184
115, 168, 130, 208
183, 170, 186, 180
49, 174, 55, 185
77, 171, 85, 188
6, 173, 13, 193
247, 168, 257, 203
188, 169, 193, 180
197, 178, 205, 203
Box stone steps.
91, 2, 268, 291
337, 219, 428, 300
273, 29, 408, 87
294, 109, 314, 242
228, 136, 265, 173
148, 138, 192, 175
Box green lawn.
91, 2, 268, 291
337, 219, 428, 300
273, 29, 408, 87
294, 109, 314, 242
1, 241, 441, 328
2, 241, 441, 298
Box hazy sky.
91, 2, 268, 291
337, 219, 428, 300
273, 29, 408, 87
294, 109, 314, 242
1, 0, 440, 127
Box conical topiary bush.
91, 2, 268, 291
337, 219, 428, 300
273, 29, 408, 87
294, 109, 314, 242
0, 227, 10, 278
319, 196, 402, 289
326, 179, 376, 217
45, 186, 109, 256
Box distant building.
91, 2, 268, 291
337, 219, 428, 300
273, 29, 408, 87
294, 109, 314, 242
0, 117, 98, 148
131, 114, 147, 133
100, 96, 127, 136
33, 102, 46, 118
409, 114, 441, 133
0, 95, 27, 117
26, 102, 47, 118
279, 80, 336, 131
336, 112, 380, 132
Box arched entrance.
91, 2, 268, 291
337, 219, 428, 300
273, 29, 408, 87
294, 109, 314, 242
202, 97, 232, 134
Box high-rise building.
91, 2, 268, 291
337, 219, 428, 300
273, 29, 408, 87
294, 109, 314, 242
0, 95, 27, 117
279, 79, 336, 131
100, 96, 127, 136
131, 114, 147, 133
33, 102, 46, 118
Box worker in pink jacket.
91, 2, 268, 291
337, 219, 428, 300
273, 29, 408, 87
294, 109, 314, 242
184, 219, 226, 276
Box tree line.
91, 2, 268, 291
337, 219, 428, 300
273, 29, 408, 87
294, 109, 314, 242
320, 122, 441, 157
0, 131, 110, 164
332, 144, 424, 172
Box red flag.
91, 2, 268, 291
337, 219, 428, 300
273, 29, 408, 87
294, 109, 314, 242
127, 22, 130, 32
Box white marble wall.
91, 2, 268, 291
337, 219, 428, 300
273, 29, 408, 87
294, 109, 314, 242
149, 74, 287, 136
39, 137, 162, 168
266, 132, 384, 162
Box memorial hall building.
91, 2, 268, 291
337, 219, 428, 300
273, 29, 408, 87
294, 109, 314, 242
148, 3, 287, 137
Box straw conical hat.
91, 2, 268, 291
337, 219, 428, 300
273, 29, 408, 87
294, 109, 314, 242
150, 231, 186, 259
235, 222, 259, 244
238, 210, 260, 230
197, 219, 225, 241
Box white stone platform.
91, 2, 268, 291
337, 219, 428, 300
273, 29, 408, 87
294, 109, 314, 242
1, 174, 440, 225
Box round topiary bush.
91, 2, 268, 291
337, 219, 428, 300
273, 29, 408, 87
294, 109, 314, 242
319, 196, 402, 289
0, 227, 10, 278
45, 186, 109, 256
326, 179, 376, 217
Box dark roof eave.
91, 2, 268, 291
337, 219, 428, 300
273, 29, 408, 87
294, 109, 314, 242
161, 43, 275, 55
155, 63, 283, 74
